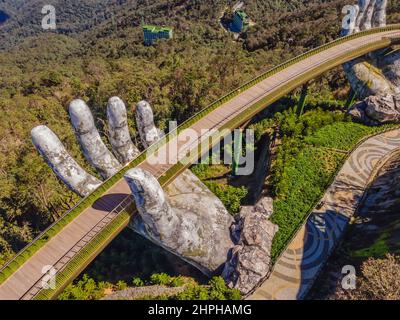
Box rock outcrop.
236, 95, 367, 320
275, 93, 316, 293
365, 94, 400, 122
348, 101, 380, 126
125, 168, 234, 276
349, 94, 400, 125
222, 197, 278, 295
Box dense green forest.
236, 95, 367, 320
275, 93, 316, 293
0, 0, 399, 272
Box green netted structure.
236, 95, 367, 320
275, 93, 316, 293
143, 25, 173, 45
233, 10, 249, 32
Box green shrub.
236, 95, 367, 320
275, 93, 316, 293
174, 277, 241, 300
205, 182, 247, 215
175, 284, 210, 300
150, 273, 172, 286
271, 148, 344, 257
305, 122, 394, 151
58, 274, 112, 300
170, 276, 186, 287
132, 277, 144, 287
116, 280, 127, 291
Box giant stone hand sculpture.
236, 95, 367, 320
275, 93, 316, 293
32, 97, 234, 276
342, 0, 400, 125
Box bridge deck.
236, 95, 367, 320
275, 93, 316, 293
1, 28, 399, 300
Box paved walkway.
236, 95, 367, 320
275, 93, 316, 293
1, 29, 399, 300
248, 129, 400, 300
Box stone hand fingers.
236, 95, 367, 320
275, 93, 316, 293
32, 97, 167, 197
31, 125, 102, 197
342, 0, 387, 36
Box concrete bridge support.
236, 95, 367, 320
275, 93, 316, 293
296, 84, 308, 116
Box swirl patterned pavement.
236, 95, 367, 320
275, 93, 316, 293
248, 129, 400, 300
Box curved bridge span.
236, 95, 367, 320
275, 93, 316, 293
1, 26, 400, 300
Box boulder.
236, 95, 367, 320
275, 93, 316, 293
223, 199, 278, 295
254, 197, 274, 219
365, 94, 400, 123
231, 197, 274, 242
348, 101, 380, 126
348, 94, 400, 125
224, 245, 273, 295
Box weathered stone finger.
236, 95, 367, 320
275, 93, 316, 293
354, 0, 371, 32
124, 168, 177, 241
31, 125, 102, 197
69, 99, 122, 179
364, 0, 376, 30
135, 100, 164, 148
379, 50, 400, 90
344, 58, 397, 99
372, 0, 387, 27
107, 97, 140, 164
